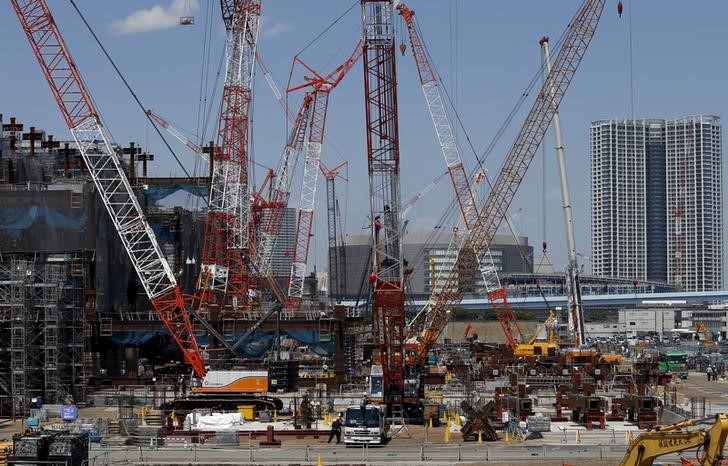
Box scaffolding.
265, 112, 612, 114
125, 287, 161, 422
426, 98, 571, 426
0, 253, 87, 417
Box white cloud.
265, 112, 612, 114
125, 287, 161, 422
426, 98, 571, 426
261, 20, 292, 38
109, 0, 199, 35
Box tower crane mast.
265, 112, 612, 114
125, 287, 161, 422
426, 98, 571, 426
11, 0, 206, 376
322, 161, 348, 303
199, 0, 260, 307
398, 3, 522, 351
413, 0, 605, 362
361, 0, 405, 404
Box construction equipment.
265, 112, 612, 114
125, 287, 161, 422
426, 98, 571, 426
13, 1, 286, 393
198, 0, 261, 308
399, 3, 522, 355
695, 321, 718, 347
540, 36, 586, 346
401, 171, 449, 217
514, 310, 559, 357
463, 322, 474, 341
11, 0, 206, 376
252, 95, 313, 303
284, 42, 363, 311
408, 0, 606, 363
322, 161, 348, 304
619, 414, 728, 466
362, 0, 406, 405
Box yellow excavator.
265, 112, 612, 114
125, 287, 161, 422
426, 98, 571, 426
696, 321, 718, 347
514, 310, 560, 357
619, 414, 728, 466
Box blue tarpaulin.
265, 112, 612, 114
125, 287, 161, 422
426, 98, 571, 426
103, 332, 157, 347
103, 329, 334, 356
142, 184, 208, 203
0, 206, 86, 239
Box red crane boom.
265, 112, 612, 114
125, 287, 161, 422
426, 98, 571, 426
398, 3, 524, 350
414, 0, 606, 361
284, 43, 362, 311
361, 0, 406, 404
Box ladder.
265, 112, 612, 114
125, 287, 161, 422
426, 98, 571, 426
387, 404, 412, 439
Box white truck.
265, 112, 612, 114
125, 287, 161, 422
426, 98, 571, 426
343, 404, 389, 446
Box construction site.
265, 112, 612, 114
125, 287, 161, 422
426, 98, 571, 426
1, 1, 728, 465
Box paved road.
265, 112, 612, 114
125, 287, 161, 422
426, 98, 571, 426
89, 442, 633, 465
677, 371, 728, 404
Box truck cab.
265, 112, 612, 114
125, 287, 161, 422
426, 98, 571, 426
343, 404, 388, 445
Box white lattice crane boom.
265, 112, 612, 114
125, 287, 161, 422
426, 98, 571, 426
412, 0, 606, 361
253, 96, 312, 284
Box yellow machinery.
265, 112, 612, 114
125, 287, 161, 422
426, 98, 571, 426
619, 414, 728, 466
514, 310, 560, 357
696, 321, 718, 347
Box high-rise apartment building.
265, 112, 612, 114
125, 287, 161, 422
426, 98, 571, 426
590, 116, 723, 291
259, 207, 297, 284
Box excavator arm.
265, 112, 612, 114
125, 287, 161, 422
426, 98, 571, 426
619, 414, 728, 466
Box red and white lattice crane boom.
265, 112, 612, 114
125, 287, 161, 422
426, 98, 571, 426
411, 0, 606, 362
252, 96, 312, 290
199, 0, 260, 307
145, 110, 204, 154
398, 3, 523, 350
284, 42, 362, 311
10, 0, 206, 376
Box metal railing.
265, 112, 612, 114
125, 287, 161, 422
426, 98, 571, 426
86, 442, 631, 465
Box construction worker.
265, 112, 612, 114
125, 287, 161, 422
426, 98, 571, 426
360, 393, 369, 419
328, 415, 343, 444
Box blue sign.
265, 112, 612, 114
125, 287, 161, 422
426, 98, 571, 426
60, 404, 78, 422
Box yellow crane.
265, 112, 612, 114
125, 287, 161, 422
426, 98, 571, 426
619, 414, 728, 466
514, 310, 560, 357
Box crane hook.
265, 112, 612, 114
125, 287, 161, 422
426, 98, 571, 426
399, 42, 407, 56
617, 0, 623, 18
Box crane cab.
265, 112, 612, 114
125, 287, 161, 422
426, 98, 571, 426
514, 341, 559, 357
369, 364, 384, 402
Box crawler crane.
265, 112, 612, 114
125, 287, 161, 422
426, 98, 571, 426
11, 0, 206, 377
513, 310, 559, 357
409, 0, 606, 363
12, 1, 284, 411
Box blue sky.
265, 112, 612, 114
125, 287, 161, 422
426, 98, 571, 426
1, 1, 726, 282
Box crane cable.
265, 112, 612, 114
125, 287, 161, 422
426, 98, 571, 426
406, 6, 581, 309
69, 0, 204, 205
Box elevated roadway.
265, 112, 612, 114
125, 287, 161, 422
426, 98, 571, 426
344, 290, 728, 311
